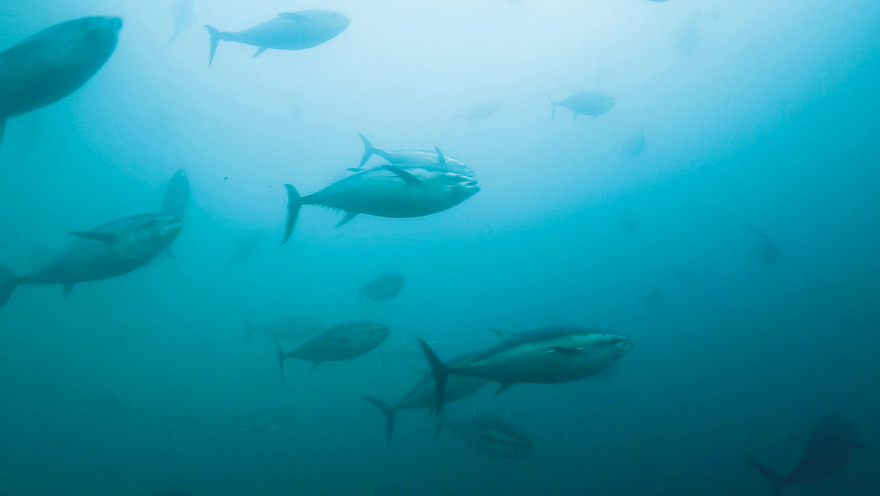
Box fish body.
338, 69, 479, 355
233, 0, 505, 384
243, 315, 322, 346
276, 321, 390, 375
161, 169, 190, 221
283, 167, 479, 242
442, 415, 533, 458
360, 270, 405, 302
546, 90, 616, 119
205, 10, 349, 66
0, 214, 182, 308
0, 16, 122, 144
354, 134, 475, 177
226, 230, 262, 267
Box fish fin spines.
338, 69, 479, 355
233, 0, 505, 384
283, 184, 302, 244
434, 147, 447, 165
416, 338, 449, 414
747, 459, 786, 496
205, 25, 222, 66
0, 265, 19, 309
357, 133, 375, 168
363, 396, 396, 444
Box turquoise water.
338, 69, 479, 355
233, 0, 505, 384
1, 1, 879, 494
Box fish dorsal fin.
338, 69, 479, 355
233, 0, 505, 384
496, 383, 514, 396
434, 147, 447, 165
547, 346, 583, 356
336, 211, 359, 228
253, 46, 268, 58
68, 231, 119, 246
383, 166, 422, 185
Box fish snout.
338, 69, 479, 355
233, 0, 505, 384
614, 336, 634, 353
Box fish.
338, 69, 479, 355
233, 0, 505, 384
440, 415, 533, 458
352, 134, 475, 177
226, 230, 263, 268
748, 414, 873, 495
0, 214, 182, 309
243, 315, 322, 347
544, 90, 616, 120
363, 352, 489, 443
0, 16, 122, 145
282, 166, 480, 243
204, 10, 350, 66
621, 127, 646, 158
417, 326, 634, 413
169, 0, 194, 44
360, 270, 405, 302
748, 225, 779, 265
275, 321, 390, 377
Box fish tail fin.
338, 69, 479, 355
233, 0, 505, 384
0, 265, 20, 309
543, 90, 557, 119
357, 133, 376, 168
283, 184, 303, 244
416, 338, 449, 415
205, 25, 223, 66
747, 459, 786, 495
363, 396, 396, 444
243, 319, 255, 348
274, 339, 286, 381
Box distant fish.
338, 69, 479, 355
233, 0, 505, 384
360, 271, 405, 302
440, 415, 533, 458
454, 101, 500, 120
748, 414, 873, 495
205, 10, 350, 66
275, 321, 390, 377
544, 90, 615, 120
169, 0, 194, 44
748, 225, 779, 265
0, 16, 122, 145
621, 127, 646, 158
353, 134, 475, 177
418, 326, 633, 413
282, 166, 479, 242
226, 230, 262, 268
243, 315, 322, 347
0, 214, 182, 309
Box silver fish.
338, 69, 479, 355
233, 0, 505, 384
226, 230, 262, 268
205, 10, 349, 66
360, 270, 405, 302
243, 315, 322, 346
275, 321, 390, 377
0, 16, 122, 145
545, 90, 616, 119
352, 134, 475, 177
441, 414, 533, 458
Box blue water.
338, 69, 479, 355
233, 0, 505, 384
1, 1, 879, 495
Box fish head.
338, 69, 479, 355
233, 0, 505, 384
128, 214, 183, 255
572, 331, 634, 364
436, 173, 480, 204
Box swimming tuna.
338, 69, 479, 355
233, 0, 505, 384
545, 90, 616, 119
418, 326, 634, 413
353, 134, 475, 177
748, 414, 873, 495
243, 315, 323, 347
283, 166, 479, 242
0, 214, 182, 309
440, 415, 533, 458
360, 270, 405, 302
0, 16, 122, 145
205, 10, 349, 66
226, 230, 262, 268
275, 321, 390, 377
363, 352, 489, 443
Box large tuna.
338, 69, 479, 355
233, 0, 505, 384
353, 134, 475, 177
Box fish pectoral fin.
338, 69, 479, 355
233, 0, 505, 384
496, 383, 514, 396
68, 231, 119, 246
335, 211, 359, 228
253, 46, 268, 58
62, 282, 75, 298
383, 166, 422, 185
547, 346, 583, 356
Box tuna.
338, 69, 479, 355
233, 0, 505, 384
360, 270, 405, 302
0, 214, 182, 309
440, 415, 533, 458
283, 166, 479, 242
243, 315, 322, 346
275, 321, 390, 377
545, 90, 616, 119
354, 134, 475, 177
0, 16, 122, 145
205, 10, 349, 66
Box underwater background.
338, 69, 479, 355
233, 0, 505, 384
1, 0, 879, 494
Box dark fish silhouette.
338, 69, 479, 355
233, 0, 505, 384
545, 90, 615, 119
748, 225, 779, 265
748, 414, 873, 495
441, 415, 533, 458
226, 230, 262, 268
275, 321, 390, 377
0, 16, 122, 145
360, 271, 405, 302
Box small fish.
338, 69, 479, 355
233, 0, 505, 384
0, 16, 122, 145
545, 90, 615, 120
282, 166, 479, 242
275, 321, 390, 377
353, 134, 475, 177
441, 415, 533, 458
621, 127, 646, 158
243, 315, 322, 346
169, 0, 194, 44
0, 214, 182, 309
205, 10, 349, 66
748, 414, 873, 495
226, 230, 262, 268
360, 271, 405, 302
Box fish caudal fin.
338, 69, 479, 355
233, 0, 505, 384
416, 338, 449, 415
0, 265, 20, 309
363, 396, 396, 444
747, 459, 786, 495
274, 339, 286, 381
283, 184, 302, 244
205, 25, 223, 66
357, 133, 376, 169
543, 91, 557, 120
243, 319, 255, 348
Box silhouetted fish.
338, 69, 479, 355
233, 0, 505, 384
205, 10, 349, 66
226, 230, 262, 268
545, 90, 615, 119
441, 415, 533, 458
0, 16, 122, 145
275, 322, 390, 377
169, 0, 194, 44
353, 134, 475, 177
360, 271, 405, 302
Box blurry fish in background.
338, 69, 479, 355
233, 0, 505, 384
621, 127, 646, 158
275, 321, 390, 377
677, 11, 701, 56
352, 134, 475, 177
169, 0, 195, 44
544, 90, 616, 120
282, 167, 480, 242
243, 315, 323, 347
748, 414, 873, 495
226, 230, 262, 268
0, 16, 122, 146
0, 214, 182, 309
360, 270, 405, 303
159, 169, 190, 257
204, 10, 350, 66
454, 101, 500, 120
620, 210, 641, 233
748, 225, 779, 265
440, 415, 534, 458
